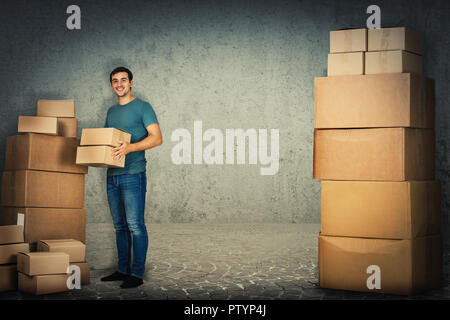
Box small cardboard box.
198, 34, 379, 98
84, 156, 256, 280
0, 243, 29, 264
80, 128, 131, 147
1, 207, 86, 249
313, 128, 434, 181
18, 272, 70, 295
37, 99, 75, 118
314, 73, 435, 129
1, 170, 85, 208
76, 145, 125, 168
0, 265, 18, 292
5, 133, 88, 174
321, 180, 441, 239
57, 117, 78, 138
327, 52, 364, 76
365, 50, 422, 75
368, 27, 424, 55
18, 116, 58, 135
318, 234, 442, 295
17, 252, 69, 276
38, 239, 85, 263
330, 28, 367, 53
0, 225, 24, 244
70, 262, 90, 285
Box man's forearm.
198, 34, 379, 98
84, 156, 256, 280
130, 135, 162, 152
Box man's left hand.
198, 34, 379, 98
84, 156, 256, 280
112, 140, 134, 161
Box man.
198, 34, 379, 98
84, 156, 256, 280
101, 66, 162, 288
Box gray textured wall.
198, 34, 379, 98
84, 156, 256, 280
0, 0, 448, 226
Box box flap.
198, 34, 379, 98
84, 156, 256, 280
17, 251, 31, 257
25, 252, 69, 258
39, 239, 83, 248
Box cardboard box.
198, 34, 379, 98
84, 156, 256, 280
1, 207, 86, 248
0, 225, 24, 244
17, 252, 69, 276
327, 52, 364, 76
314, 73, 435, 129
330, 28, 367, 53
5, 133, 88, 174
0, 243, 29, 264
38, 239, 85, 263
321, 181, 441, 239
313, 128, 434, 181
70, 262, 90, 285
80, 128, 131, 147
0, 265, 18, 292
365, 50, 422, 75
368, 27, 424, 55
1, 170, 85, 208
57, 117, 78, 138
37, 99, 75, 118
18, 116, 58, 135
76, 145, 125, 168
318, 234, 442, 295
18, 272, 70, 295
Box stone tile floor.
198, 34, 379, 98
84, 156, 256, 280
0, 224, 449, 300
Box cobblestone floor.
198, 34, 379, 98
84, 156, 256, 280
0, 224, 449, 300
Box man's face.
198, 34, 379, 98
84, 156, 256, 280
111, 72, 133, 97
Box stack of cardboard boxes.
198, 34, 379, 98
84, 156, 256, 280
314, 27, 442, 295
76, 128, 131, 168
17, 251, 70, 295
0, 225, 29, 292
16, 239, 89, 295
18, 100, 78, 138
37, 239, 89, 286
0, 99, 90, 294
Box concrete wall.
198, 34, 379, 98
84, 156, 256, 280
0, 0, 448, 227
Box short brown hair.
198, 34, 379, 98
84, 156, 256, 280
110, 67, 133, 83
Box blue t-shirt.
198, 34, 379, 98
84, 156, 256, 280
104, 97, 159, 176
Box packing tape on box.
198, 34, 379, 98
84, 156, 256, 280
380, 29, 391, 51
378, 51, 388, 69
17, 213, 25, 226
9, 136, 18, 165
9, 171, 17, 204
416, 132, 425, 169
419, 76, 427, 120
344, 31, 352, 51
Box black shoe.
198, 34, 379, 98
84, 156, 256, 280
101, 271, 128, 282
120, 275, 143, 288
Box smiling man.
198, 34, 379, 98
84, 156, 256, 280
101, 66, 162, 288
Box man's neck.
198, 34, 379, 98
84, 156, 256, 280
117, 93, 135, 106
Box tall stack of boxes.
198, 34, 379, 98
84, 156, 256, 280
314, 27, 442, 295
0, 99, 90, 294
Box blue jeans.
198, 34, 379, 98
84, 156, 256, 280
106, 172, 148, 279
